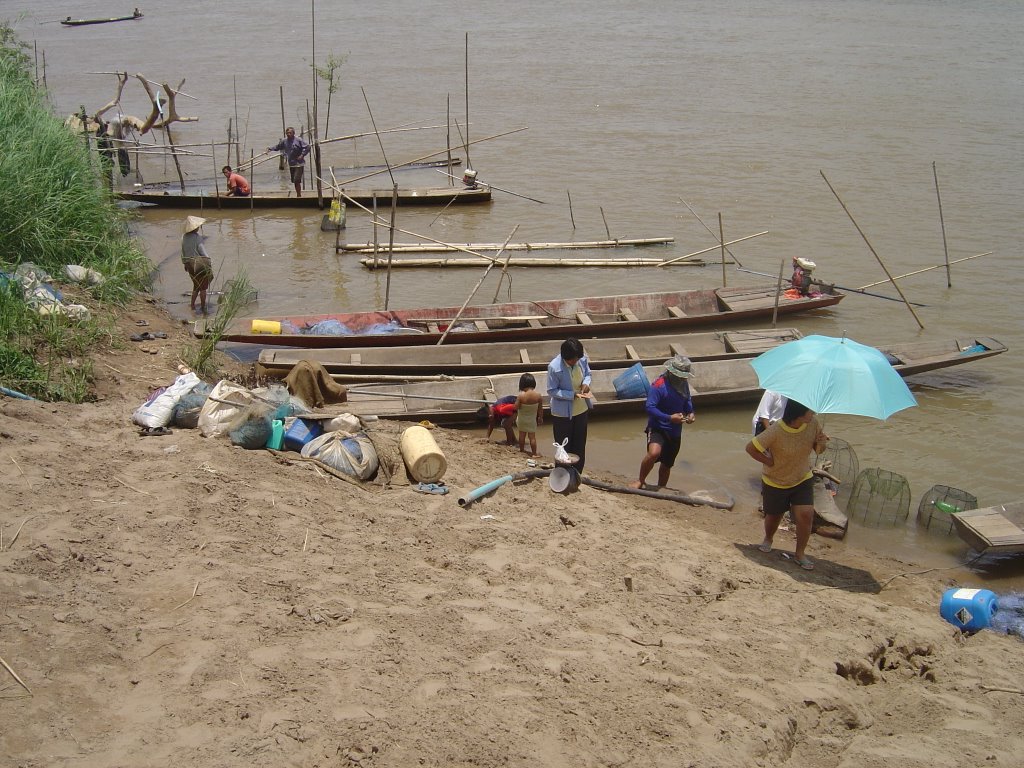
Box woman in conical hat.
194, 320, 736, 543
181, 216, 213, 314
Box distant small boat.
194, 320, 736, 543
117, 185, 491, 208
61, 11, 143, 26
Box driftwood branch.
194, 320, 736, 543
136, 75, 199, 134
93, 71, 128, 121
0, 654, 32, 695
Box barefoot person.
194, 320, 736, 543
180, 216, 213, 315
515, 373, 544, 457
267, 126, 311, 197
221, 165, 250, 197
745, 398, 829, 570
630, 356, 695, 489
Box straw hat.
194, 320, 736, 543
183, 216, 206, 233
795, 257, 816, 271
663, 355, 693, 379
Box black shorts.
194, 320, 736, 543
647, 428, 681, 468
761, 476, 815, 517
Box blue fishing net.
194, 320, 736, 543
304, 319, 352, 335
990, 593, 1024, 640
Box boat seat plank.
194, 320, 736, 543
667, 306, 687, 318
719, 295, 782, 312
620, 308, 639, 322
350, 353, 362, 365
460, 352, 473, 366
576, 313, 594, 325
519, 349, 531, 364
625, 344, 640, 360
527, 319, 544, 328
669, 343, 687, 357
474, 320, 489, 331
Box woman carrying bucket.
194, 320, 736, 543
546, 338, 593, 474
629, 356, 695, 490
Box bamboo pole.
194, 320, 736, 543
250, 149, 255, 214
567, 190, 576, 229
719, 212, 726, 287
446, 95, 453, 186
491, 225, 521, 302
233, 75, 241, 166
657, 231, 768, 266
361, 86, 396, 188
437, 226, 519, 346
164, 126, 187, 194
372, 193, 379, 269
278, 85, 286, 170
211, 141, 221, 209
600, 207, 612, 240
771, 259, 785, 328
679, 197, 745, 268
820, 170, 924, 329
338, 237, 675, 253
435, 169, 546, 204
384, 184, 398, 310
857, 251, 993, 290
932, 161, 952, 287
464, 32, 471, 169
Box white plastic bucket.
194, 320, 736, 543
549, 466, 580, 494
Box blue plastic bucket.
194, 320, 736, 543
612, 362, 651, 400
940, 588, 999, 632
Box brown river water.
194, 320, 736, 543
16, 0, 1024, 584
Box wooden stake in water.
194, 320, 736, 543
933, 161, 952, 287
384, 184, 398, 310
772, 259, 785, 328
820, 170, 924, 329
600, 206, 612, 240
464, 32, 472, 169
278, 85, 286, 170
211, 141, 221, 209
567, 190, 576, 229
719, 212, 726, 288
233, 75, 241, 166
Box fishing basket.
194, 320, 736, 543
846, 468, 911, 528
815, 436, 859, 511
917, 485, 978, 535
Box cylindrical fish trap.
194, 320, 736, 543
817, 436, 859, 511
400, 425, 447, 483
917, 485, 978, 534
846, 468, 911, 528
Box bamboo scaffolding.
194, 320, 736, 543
338, 237, 674, 253
358, 256, 705, 270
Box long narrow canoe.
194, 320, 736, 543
117, 185, 491, 208
62, 13, 143, 26
878, 336, 1007, 376
336, 359, 764, 423
200, 284, 843, 348
339, 237, 675, 253
257, 328, 803, 378
952, 501, 1024, 555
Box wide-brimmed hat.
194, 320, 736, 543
663, 355, 692, 379
183, 216, 206, 233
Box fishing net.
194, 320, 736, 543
846, 468, 911, 527
815, 437, 859, 511
917, 485, 979, 535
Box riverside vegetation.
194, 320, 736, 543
0, 23, 248, 398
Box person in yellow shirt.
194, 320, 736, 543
745, 399, 828, 570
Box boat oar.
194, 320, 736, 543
656, 232, 767, 266
435, 169, 546, 204
857, 251, 993, 290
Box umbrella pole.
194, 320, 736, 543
820, 170, 925, 329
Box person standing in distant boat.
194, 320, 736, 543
221, 165, 251, 197
181, 216, 213, 315
547, 338, 593, 474
267, 126, 311, 197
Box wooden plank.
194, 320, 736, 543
519, 349, 531, 364
625, 344, 640, 360
350, 353, 362, 365
527, 319, 544, 328
669, 343, 687, 357
474, 320, 489, 332
621, 308, 639, 322
407, 315, 547, 325
667, 306, 687, 318
576, 313, 594, 325
460, 352, 473, 366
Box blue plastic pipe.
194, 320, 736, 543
458, 475, 514, 507
0, 386, 35, 400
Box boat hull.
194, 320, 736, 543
117, 186, 491, 208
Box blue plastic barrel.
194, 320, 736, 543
612, 362, 651, 400
939, 588, 999, 632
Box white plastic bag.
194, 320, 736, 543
553, 437, 570, 463
301, 431, 378, 480
197, 380, 256, 437
133, 372, 200, 428
323, 413, 362, 434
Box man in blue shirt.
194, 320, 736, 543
268, 126, 311, 197
630, 356, 695, 489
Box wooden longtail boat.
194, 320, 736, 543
61, 12, 143, 26
117, 185, 491, 208
257, 328, 803, 378
952, 501, 1024, 555
336, 359, 764, 423
200, 284, 844, 348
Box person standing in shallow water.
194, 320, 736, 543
630, 356, 695, 489
546, 338, 593, 474
180, 216, 213, 315
745, 398, 829, 571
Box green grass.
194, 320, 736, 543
180, 272, 255, 379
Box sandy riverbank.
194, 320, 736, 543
1, 297, 1022, 767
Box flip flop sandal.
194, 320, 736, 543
415, 482, 449, 495
139, 426, 172, 436
131, 332, 169, 342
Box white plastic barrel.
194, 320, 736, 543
400, 425, 447, 483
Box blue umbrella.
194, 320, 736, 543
749, 334, 917, 420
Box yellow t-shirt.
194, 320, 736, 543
570, 364, 587, 417
751, 417, 822, 489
